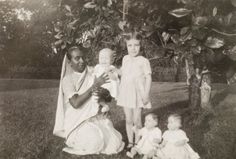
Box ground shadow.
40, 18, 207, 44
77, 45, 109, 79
32, 100, 210, 159
211, 84, 236, 106
0, 79, 59, 92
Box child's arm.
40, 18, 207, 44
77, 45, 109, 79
153, 138, 162, 148
142, 59, 152, 105
159, 140, 167, 148
142, 74, 152, 105
175, 130, 189, 146
144, 74, 152, 96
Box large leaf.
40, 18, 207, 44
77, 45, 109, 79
118, 21, 126, 31
168, 8, 192, 18
162, 32, 170, 43
190, 45, 202, 55
54, 32, 63, 39
67, 19, 79, 29
178, 0, 191, 4
213, 7, 217, 17
54, 39, 63, 46
84, 2, 97, 9
107, 0, 112, 7
171, 34, 180, 44
204, 37, 225, 49
226, 45, 236, 60
180, 31, 192, 43
83, 40, 91, 48
192, 16, 208, 27
224, 13, 233, 25
231, 0, 236, 7
64, 5, 71, 12
222, 12, 236, 26
180, 27, 190, 35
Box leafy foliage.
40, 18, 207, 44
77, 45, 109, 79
52, 0, 236, 76
0, 0, 61, 68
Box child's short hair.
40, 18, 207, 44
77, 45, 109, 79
99, 48, 115, 56
123, 31, 142, 41
147, 113, 158, 122
99, 48, 115, 64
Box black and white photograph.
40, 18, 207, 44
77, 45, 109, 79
0, 0, 236, 159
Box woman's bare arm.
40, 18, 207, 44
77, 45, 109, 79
69, 73, 109, 109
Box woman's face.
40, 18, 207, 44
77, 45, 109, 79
70, 49, 86, 73
126, 39, 141, 57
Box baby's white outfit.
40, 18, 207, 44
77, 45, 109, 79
157, 129, 200, 159
94, 64, 119, 99
135, 127, 162, 155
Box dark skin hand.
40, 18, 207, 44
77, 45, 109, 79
69, 73, 110, 109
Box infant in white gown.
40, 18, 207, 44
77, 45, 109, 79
127, 113, 162, 159
155, 114, 200, 159
93, 48, 119, 99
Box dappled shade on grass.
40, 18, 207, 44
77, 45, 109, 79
0, 80, 235, 159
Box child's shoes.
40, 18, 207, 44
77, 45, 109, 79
126, 151, 134, 158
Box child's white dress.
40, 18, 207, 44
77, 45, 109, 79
157, 130, 200, 159
117, 55, 152, 108
135, 127, 162, 155
94, 64, 119, 99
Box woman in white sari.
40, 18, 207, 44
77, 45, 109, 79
53, 46, 124, 155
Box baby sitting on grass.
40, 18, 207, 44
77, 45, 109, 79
126, 113, 162, 159
155, 114, 200, 159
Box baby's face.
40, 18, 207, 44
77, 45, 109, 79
99, 51, 112, 66
144, 115, 157, 129
167, 116, 181, 130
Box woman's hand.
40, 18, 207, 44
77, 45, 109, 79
93, 73, 110, 87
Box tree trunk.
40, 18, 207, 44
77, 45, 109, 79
189, 74, 201, 110
200, 72, 212, 109
185, 59, 191, 85
175, 63, 181, 82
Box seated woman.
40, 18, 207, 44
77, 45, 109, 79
53, 46, 124, 155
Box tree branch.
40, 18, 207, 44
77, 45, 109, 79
211, 28, 236, 36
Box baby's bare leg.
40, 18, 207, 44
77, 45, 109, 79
142, 155, 148, 159
126, 147, 138, 158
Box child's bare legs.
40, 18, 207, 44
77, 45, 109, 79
124, 107, 142, 147
142, 155, 148, 159
126, 147, 138, 158
133, 108, 142, 144
124, 107, 134, 147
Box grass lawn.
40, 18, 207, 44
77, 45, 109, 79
0, 79, 235, 159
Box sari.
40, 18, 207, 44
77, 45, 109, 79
53, 55, 124, 155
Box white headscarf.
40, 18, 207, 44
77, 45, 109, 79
53, 55, 73, 138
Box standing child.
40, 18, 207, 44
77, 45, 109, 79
117, 30, 152, 148
156, 114, 200, 159
94, 48, 119, 99
126, 113, 162, 159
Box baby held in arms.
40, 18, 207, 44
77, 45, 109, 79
93, 48, 119, 99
